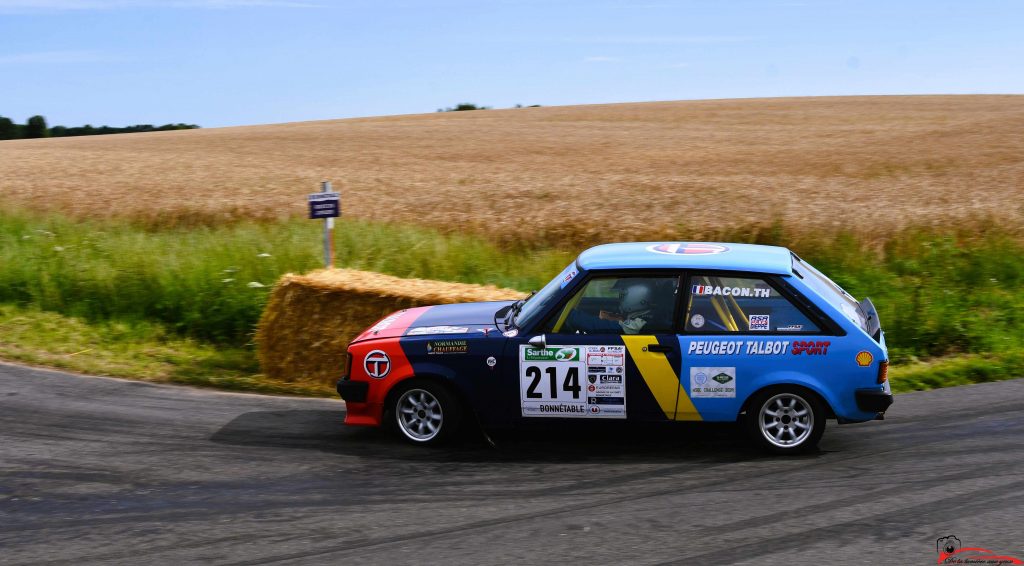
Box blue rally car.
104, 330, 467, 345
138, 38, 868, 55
337, 242, 893, 453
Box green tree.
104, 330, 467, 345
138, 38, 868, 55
24, 115, 49, 138
438, 103, 490, 112
0, 116, 19, 140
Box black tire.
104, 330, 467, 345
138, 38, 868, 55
744, 387, 826, 455
389, 379, 463, 446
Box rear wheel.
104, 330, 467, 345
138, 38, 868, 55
745, 388, 825, 454
391, 380, 463, 445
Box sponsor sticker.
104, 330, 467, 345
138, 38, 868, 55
587, 353, 624, 366
523, 347, 580, 362
559, 268, 579, 289
690, 314, 705, 328
486, 356, 497, 367
407, 325, 469, 336
369, 311, 405, 333
777, 324, 803, 331
856, 351, 874, 367
692, 285, 771, 298
791, 340, 830, 355
690, 367, 736, 398
647, 243, 729, 256
588, 396, 625, 405
426, 339, 469, 354
688, 340, 791, 356
749, 315, 770, 331
520, 345, 625, 419
503, 329, 519, 338
363, 350, 391, 379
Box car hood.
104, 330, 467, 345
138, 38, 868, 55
352, 301, 515, 342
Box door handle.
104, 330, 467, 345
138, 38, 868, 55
645, 344, 673, 353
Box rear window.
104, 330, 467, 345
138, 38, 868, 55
791, 254, 866, 331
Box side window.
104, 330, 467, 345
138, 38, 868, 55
548, 276, 679, 335
684, 275, 820, 333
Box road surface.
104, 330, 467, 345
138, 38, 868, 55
1, 362, 1022, 565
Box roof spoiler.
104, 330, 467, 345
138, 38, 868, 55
860, 297, 881, 341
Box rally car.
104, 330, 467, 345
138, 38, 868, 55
337, 242, 892, 454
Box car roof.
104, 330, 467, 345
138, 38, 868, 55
577, 242, 794, 275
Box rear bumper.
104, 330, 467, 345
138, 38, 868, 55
337, 378, 368, 403
855, 388, 894, 414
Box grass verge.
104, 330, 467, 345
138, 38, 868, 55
0, 304, 332, 396
889, 352, 1024, 393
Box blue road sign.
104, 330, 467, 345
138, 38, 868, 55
308, 192, 341, 219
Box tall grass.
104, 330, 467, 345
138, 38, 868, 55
1, 208, 1022, 367
0, 209, 570, 344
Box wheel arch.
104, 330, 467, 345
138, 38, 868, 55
381, 372, 475, 423
738, 379, 836, 421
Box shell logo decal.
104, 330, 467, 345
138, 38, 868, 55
855, 351, 874, 367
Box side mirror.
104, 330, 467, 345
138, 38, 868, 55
528, 334, 547, 349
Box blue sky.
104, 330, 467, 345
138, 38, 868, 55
1, 0, 1022, 128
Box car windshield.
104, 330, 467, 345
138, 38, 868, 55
791, 254, 867, 330
513, 261, 579, 329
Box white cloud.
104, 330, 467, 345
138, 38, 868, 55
0, 50, 126, 64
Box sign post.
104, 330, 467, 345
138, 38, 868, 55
308, 181, 341, 268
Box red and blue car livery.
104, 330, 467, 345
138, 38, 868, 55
337, 242, 893, 453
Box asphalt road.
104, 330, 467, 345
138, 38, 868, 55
1, 362, 1022, 565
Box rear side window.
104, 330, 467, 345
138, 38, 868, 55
683, 275, 819, 333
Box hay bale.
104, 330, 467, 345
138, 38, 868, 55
256, 269, 525, 386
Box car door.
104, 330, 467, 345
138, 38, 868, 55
503, 272, 688, 422
677, 271, 830, 421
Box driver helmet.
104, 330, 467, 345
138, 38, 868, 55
618, 282, 655, 317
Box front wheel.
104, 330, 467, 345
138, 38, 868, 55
744, 388, 825, 454
391, 380, 463, 446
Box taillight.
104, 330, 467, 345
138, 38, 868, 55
877, 360, 889, 384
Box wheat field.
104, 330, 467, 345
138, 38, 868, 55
2, 95, 1023, 245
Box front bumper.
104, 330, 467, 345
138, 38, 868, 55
336, 378, 368, 403
855, 388, 894, 414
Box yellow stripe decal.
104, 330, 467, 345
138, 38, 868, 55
674, 384, 702, 422
621, 336, 702, 422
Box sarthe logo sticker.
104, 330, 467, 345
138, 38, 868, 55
936, 535, 1022, 564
